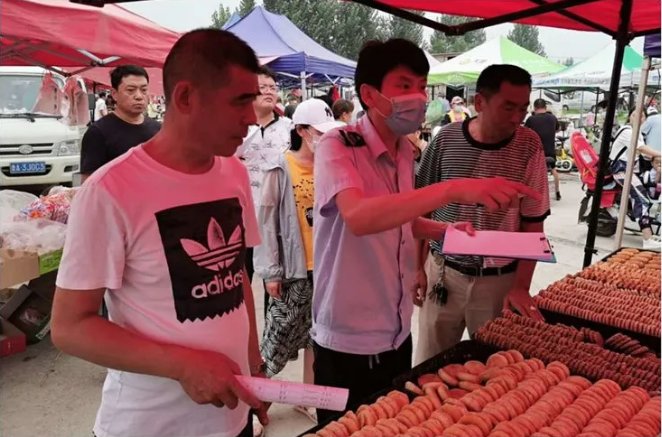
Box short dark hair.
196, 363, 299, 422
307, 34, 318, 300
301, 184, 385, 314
257, 66, 277, 82
332, 99, 354, 120
534, 98, 547, 109
110, 65, 149, 90
163, 29, 260, 105
355, 39, 429, 109
289, 124, 310, 151
98, 91, 107, 98
476, 64, 531, 100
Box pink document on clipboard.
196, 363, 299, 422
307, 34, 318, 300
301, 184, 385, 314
442, 227, 556, 263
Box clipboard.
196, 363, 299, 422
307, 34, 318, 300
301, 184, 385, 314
441, 227, 557, 263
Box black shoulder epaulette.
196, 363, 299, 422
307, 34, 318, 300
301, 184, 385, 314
338, 130, 366, 148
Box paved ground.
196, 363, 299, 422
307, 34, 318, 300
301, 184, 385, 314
0, 174, 645, 437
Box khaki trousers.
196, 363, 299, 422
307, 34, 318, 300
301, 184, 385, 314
415, 252, 516, 365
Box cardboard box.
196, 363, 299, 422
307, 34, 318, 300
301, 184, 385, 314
0, 249, 39, 289
0, 317, 27, 357
0, 275, 55, 344
0, 248, 62, 289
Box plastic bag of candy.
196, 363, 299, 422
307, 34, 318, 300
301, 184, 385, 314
0, 190, 38, 223
18, 187, 78, 224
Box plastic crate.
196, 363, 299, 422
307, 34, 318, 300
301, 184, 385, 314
298, 341, 497, 437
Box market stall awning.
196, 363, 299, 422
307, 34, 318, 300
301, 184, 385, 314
533, 43, 661, 91
0, 0, 180, 69
225, 5, 356, 80
350, 0, 660, 37
428, 36, 565, 86
65, 67, 164, 95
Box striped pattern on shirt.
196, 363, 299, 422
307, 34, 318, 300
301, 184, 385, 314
416, 118, 550, 268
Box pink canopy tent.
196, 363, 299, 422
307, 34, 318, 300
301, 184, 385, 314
0, 0, 179, 71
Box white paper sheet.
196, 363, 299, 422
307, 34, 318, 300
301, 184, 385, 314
237, 376, 349, 411
442, 227, 556, 262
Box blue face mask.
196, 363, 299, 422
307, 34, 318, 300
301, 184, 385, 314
375, 91, 428, 136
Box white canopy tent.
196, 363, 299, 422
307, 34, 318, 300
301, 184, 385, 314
533, 43, 661, 91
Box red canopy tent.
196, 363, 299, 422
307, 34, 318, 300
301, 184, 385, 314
69, 67, 165, 96
70, 0, 660, 266
0, 0, 179, 71
348, 0, 660, 266
349, 0, 659, 36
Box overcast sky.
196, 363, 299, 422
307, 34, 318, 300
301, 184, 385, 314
124, 0, 645, 63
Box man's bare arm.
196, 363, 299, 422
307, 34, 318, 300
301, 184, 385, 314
241, 269, 262, 373
51, 287, 182, 377
51, 287, 261, 409
638, 145, 661, 158
502, 221, 545, 321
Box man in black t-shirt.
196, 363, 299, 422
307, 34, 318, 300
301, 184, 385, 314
525, 98, 561, 200
81, 65, 161, 182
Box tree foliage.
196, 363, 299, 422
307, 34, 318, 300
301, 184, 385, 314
262, 0, 393, 60
429, 15, 486, 54
507, 24, 546, 56
211, 0, 256, 29
387, 10, 426, 48
237, 0, 256, 17
214, 1, 432, 60
211, 4, 232, 29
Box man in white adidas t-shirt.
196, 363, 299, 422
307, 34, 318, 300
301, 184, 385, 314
52, 30, 268, 437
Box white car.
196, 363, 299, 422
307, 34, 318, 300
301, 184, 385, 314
0, 67, 85, 187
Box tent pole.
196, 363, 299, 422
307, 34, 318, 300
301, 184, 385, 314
582, 0, 634, 267
301, 71, 307, 100
613, 56, 652, 249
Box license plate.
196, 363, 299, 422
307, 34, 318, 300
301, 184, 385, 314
10, 162, 46, 175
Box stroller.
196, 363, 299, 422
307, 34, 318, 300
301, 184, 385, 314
572, 131, 660, 237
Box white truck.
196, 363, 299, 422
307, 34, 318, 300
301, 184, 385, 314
0, 67, 86, 188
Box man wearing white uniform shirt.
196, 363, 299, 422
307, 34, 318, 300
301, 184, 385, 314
51, 29, 268, 437
236, 67, 292, 284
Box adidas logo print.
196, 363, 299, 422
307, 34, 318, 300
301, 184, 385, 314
180, 218, 244, 299
181, 218, 242, 272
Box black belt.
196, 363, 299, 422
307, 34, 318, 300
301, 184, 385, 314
444, 258, 518, 277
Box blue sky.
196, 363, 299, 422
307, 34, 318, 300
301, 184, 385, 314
124, 0, 645, 63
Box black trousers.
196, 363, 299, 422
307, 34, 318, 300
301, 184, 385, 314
313, 336, 412, 424
246, 247, 255, 283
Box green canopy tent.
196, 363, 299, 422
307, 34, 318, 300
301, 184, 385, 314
428, 36, 565, 86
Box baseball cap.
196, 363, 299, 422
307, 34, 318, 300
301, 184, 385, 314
292, 99, 344, 133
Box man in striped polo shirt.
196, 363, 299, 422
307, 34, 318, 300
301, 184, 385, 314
415, 64, 550, 364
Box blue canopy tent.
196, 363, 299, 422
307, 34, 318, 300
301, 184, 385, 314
644, 34, 661, 58
224, 6, 356, 93
221, 12, 242, 30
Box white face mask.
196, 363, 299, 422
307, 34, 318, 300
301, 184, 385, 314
375, 90, 428, 136
310, 134, 321, 152
304, 129, 321, 153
